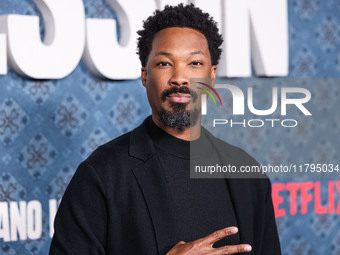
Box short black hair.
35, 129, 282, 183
137, 4, 223, 67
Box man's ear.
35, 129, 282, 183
211, 65, 217, 86
141, 67, 147, 87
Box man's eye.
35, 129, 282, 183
157, 62, 170, 66
191, 61, 203, 66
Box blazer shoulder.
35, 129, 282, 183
79, 117, 154, 178
87, 131, 132, 163
203, 128, 270, 181
203, 128, 259, 166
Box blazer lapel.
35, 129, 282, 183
132, 156, 178, 255
130, 118, 177, 254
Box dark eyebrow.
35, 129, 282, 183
155, 51, 205, 56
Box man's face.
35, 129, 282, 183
141, 27, 217, 129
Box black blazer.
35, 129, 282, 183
50, 117, 281, 255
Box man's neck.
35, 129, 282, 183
151, 115, 201, 141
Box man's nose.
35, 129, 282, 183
169, 68, 189, 86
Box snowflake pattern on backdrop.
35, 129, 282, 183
0, 98, 29, 146
82, 79, 110, 103
53, 96, 87, 137
47, 166, 75, 200
0, 173, 26, 202
22, 80, 58, 104
293, 0, 319, 20
310, 213, 335, 239
287, 234, 312, 255
18, 134, 57, 179
292, 47, 317, 77
315, 16, 340, 52
109, 93, 141, 134
80, 127, 110, 159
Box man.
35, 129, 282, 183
50, 4, 281, 255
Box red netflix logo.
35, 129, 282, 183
272, 181, 340, 217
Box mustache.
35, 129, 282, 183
161, 86, 198, 102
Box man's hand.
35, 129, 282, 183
166, 227, 252, 255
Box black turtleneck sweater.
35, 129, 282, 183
148, 118, 240, 247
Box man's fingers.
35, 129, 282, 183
213, 244, 252, 254
204, 227, 239, 245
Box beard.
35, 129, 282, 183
159, 86, 199, 129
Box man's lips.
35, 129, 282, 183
166, 93, 191, 103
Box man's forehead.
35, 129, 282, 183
153, 27, 207, 41
155, 50, 206, 57
151, 27, 209, 54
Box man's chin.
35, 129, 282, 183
159, 107, 199, 129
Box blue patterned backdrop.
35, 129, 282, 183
0, 0, 340, 254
